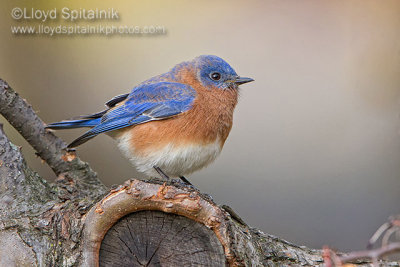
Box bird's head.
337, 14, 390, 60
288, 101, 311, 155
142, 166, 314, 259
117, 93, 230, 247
190, 55, 254, 90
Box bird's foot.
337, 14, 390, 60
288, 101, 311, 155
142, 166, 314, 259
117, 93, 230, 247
153, 167, 196, 189
179, 176, 192, 186
153, 166, 170, 181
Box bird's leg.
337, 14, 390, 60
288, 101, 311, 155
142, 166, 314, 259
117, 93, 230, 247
153, 166, 193, 186
179, 176, 193, 186
153, 166, 170, 181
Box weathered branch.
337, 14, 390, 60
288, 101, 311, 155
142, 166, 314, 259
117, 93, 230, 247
340, 243, 400, 266
0, 123, 55, 218
0, 122, 106, 266
1, 78, 399, 266
81, 179, 326, 266
0, 123, 55, 265
81, 179, 400, 267
334, 216, 400, 266
368, 216, 400, 249
0, 78, 106, 197
0, 78, 107, 265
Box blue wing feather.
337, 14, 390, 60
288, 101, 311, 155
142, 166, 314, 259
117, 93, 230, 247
68, 82, 196, 147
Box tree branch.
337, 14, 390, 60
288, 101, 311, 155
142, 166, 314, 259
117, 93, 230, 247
339, 243, 400, 266
1, 78, 399, 266
81, 179, 327, 266
0, 123, 55, 219
0, 123, 104, 266
0, 78, 106, 196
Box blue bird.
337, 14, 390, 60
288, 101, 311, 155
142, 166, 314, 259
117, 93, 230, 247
47, 55, 253, 184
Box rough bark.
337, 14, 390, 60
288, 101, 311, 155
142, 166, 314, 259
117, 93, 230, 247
99, 211, 226, 266
0, 78, 107, 266
0, 78, 398, 266
0, 123, 107, 266
80, 178, 326, 267
0, 79, 106, 198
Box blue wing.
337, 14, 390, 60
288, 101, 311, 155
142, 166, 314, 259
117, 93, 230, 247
68, 82, 196, 147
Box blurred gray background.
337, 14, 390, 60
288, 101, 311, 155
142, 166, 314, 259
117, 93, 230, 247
1, 0, 400, 251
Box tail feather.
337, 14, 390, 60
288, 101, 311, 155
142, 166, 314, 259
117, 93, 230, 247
75, 110, 107, 119
46, 117, 101, 129
45, 93, 129, 147
67, 131, 97, 148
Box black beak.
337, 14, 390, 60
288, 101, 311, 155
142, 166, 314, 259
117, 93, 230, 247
234, 76, 254, 85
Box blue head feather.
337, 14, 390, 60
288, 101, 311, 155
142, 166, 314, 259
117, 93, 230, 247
192, 55, 238, 89
168, 55, 239, 89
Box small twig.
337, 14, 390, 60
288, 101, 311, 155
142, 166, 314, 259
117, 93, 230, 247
367, 222, 391, 249
324, 216, 400, 266
367, 216, 400, 249
323, 246, 342, 267
340, 242, 400, 266
382, 227, 399, 247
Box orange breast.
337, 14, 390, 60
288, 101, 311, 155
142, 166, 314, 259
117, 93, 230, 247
124, 69, 239, 157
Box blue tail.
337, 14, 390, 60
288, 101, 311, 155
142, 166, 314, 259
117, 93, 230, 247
46, 117, 101, 129
46, 93, 129, 147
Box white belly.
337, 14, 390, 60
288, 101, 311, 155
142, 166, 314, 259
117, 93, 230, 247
116, 132, 222, 178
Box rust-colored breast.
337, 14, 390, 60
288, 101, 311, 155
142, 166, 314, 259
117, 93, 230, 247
126, 67, 239, 156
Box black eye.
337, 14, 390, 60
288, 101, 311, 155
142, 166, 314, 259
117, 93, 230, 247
210, 72, 221, 81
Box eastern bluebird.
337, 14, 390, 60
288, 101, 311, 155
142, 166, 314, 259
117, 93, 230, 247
47, 55, 253, 184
